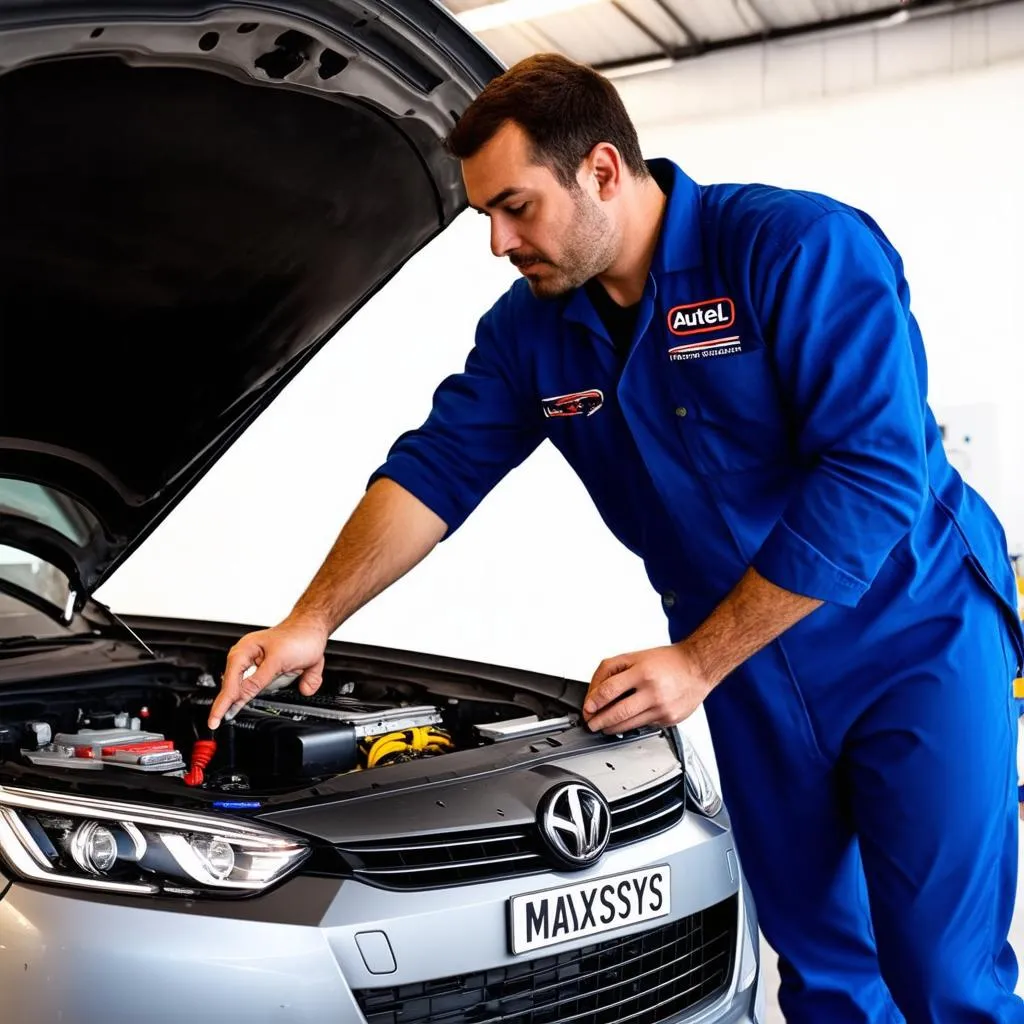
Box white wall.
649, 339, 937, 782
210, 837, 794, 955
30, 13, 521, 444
97, 19, 1024, 780
614, 1, 1024, 123
629, 54, 1024, 554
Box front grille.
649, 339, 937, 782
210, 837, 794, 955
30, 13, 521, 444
343, 826, 547, 887
354, 894, 737, 1024
608, 772, 686, 847
337, 772, 686, 890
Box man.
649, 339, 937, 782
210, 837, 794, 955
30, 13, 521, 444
208, 54, 1024, 1022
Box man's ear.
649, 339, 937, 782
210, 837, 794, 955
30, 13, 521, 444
585, 143, 622, 200
583, 142, 624, 200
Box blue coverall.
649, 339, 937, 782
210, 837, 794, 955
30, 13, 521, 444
371, 159, 1024, 1022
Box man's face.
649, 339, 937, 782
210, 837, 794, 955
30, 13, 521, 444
462, 121, 619, 299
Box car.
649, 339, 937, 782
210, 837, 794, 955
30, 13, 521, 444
0, 1, 765, 1021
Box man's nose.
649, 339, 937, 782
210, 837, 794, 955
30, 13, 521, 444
490, 217, 520, 258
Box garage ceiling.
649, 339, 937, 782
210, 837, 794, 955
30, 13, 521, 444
439, 0, 1003, 76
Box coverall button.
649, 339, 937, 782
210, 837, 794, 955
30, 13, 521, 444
662, 591, 676, 607
675, 406, 688, 418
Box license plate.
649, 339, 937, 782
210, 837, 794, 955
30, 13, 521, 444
509, 864, 671, 955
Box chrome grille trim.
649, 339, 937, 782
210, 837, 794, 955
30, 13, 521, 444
336, 770, 687, 890
351, 832, 530, 855
356, 853, 544, 876
610, 798, 686, 837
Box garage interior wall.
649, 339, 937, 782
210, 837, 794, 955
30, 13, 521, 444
618, 2, 1024, 555
97, 4, 1024, 775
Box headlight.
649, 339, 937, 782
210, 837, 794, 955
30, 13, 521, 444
0, 785, 308, 898
679, 733, 723, 818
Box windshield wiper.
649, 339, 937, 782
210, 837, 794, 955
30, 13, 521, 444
0, 634, 100, 650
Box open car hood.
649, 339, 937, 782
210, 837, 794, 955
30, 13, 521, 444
0, 0, 499, 604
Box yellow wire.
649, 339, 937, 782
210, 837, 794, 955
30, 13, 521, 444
364, 727, 454, 768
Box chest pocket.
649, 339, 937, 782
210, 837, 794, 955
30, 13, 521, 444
665, 304, 793, 476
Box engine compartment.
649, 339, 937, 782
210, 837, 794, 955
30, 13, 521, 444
0, 658, 576, 797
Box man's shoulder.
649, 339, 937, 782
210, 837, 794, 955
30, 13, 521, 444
700, 180, 867, 256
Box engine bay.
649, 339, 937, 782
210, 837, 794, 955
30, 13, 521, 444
0, 660, 575, 797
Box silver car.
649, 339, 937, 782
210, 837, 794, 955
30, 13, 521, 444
0, 1, 764, 1020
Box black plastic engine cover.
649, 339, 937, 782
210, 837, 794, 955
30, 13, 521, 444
226, 712, 359, 780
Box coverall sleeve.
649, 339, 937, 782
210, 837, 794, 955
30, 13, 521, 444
367, 295, 545, 538
749, 210, 928, 607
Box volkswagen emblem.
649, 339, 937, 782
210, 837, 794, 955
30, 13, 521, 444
538, 782, 610, 870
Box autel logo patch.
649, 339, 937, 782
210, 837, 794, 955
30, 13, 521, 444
541, 390, 604, 418
667, 296, 742, 361
667, 297, 735, 336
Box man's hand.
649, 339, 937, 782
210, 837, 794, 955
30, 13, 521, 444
207, 614, 331, 730
582, 644, 712, 734
582, 569, 824, 736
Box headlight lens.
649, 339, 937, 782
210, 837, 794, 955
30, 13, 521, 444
0, 785, 307, 898
69, 821, 119, 875
680, 733, 723, 818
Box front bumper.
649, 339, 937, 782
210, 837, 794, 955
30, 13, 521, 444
0, 811, 763, 1023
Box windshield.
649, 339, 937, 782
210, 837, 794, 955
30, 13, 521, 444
0, 477, 99, 545
0, 545, 72, 610
0, 589, 77, 640
0, 478, 98, 610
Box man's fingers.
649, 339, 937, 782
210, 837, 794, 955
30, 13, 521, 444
598, 707, 663, 736
297, 660, 324, 697
237, 658, 282, 702
586, 691, 651, 733
584, 664, 640, 716
589, 654, 635, 691
208, 693, 237, 731
208, 642, 265, 729
206, 655, 248, 729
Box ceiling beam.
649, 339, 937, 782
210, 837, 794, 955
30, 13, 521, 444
611, 1, 674, 55
593, 0, 1016, 74
736, 0, 772, 31
645, 0, 701, 46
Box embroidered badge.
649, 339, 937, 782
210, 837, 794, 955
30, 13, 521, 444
541, 390, 605, 418
666, 297, 742, 360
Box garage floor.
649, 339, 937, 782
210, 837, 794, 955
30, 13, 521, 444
758, 826, 1024, 1020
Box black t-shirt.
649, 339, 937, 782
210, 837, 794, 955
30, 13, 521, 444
584, 278, 640, 358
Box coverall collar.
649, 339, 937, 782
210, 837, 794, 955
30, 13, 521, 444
562, 159, 704, 335
648, 157, 705, 275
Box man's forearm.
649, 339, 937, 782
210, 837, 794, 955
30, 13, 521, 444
682, 567, 823, 687
287, 478, 448, 635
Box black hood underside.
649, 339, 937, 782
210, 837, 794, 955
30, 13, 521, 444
0, 3, 498, 596
1, 56, 436, 509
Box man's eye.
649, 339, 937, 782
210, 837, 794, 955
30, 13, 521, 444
507, 203, 528, 216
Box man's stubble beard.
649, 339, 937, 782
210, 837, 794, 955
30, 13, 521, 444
526, 190, 619, 300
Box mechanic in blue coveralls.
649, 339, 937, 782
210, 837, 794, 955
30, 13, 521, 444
209, 55, 1024, 1023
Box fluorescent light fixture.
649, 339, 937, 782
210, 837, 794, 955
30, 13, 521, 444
601, 56, 675, 79
457, 0, 605, 33
780, 6, 913, 45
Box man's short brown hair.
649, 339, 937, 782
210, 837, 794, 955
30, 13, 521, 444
446, 53, 649, 188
